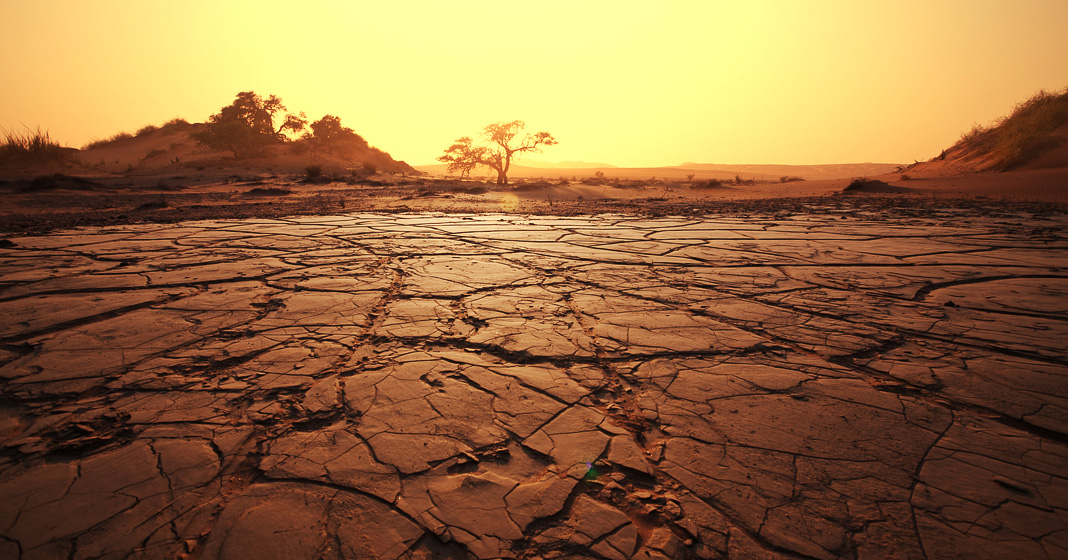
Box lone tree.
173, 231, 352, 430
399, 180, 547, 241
193, 91, 306, 157
438, 121, 556, 184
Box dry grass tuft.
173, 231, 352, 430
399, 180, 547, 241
1, 126, 71, 165
952, 87, 1068, 170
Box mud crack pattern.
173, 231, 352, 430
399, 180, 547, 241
1, 211, 1067, 559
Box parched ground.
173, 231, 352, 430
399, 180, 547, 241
1, 209, 1067, 559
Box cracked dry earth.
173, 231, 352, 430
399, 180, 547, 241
1, 210, 1067, 560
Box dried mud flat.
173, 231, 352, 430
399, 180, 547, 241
1, 209, 1067, 560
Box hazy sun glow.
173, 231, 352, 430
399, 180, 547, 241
4, 0, 1067, 167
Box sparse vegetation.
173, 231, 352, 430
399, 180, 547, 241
304, 165, 323, 181
161, 118, 192, 131
586, 170, 608, 185
951, 87, 1068, 170
83, 130, 135, 150
85, 118, 193, 150
54, 97, 402, 174
691, 179, 727, 189
779, 175, 805, 183
1, 126, 72, 165
844, 178, 868, 191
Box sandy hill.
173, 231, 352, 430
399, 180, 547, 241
77, 123, 415, 177
1, 121, 415, 180
907, 88, 1068, 177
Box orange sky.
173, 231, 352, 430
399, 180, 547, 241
3, 0, 1067, 167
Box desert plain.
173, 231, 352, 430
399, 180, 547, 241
1, 154, 1067, 560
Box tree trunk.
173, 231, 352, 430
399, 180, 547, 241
501, 153, 511, 185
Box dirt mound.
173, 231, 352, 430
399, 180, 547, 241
843, 179, 915, 193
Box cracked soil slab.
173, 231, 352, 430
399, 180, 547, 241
1, 210, 1067, 559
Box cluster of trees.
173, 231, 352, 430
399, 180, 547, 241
196, 93, 558, 184
438, 121, 556, 185
193, 92, 367, 157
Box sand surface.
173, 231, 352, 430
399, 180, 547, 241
2, 166, 1067, 235
1, 209, 1066, 559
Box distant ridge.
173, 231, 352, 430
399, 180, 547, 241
414, 161, 902, 181
519, 160, 619, 169
666, 162, 902, 180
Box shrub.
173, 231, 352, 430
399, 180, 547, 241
779, 176, 805, 183
160, 118, 191, 131
82, 131, 133, 150
959, 123, 988, 145
305, 165, 322, 179
691, 179, 726, 189
136, 124, 158, 136
586, 170, 608, 185
843, 177, 891, 191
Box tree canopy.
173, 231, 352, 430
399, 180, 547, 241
192, 92, 384, 164
193, 91, 307, 157
306, 115, 368, 153
438, 121, 556, 184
